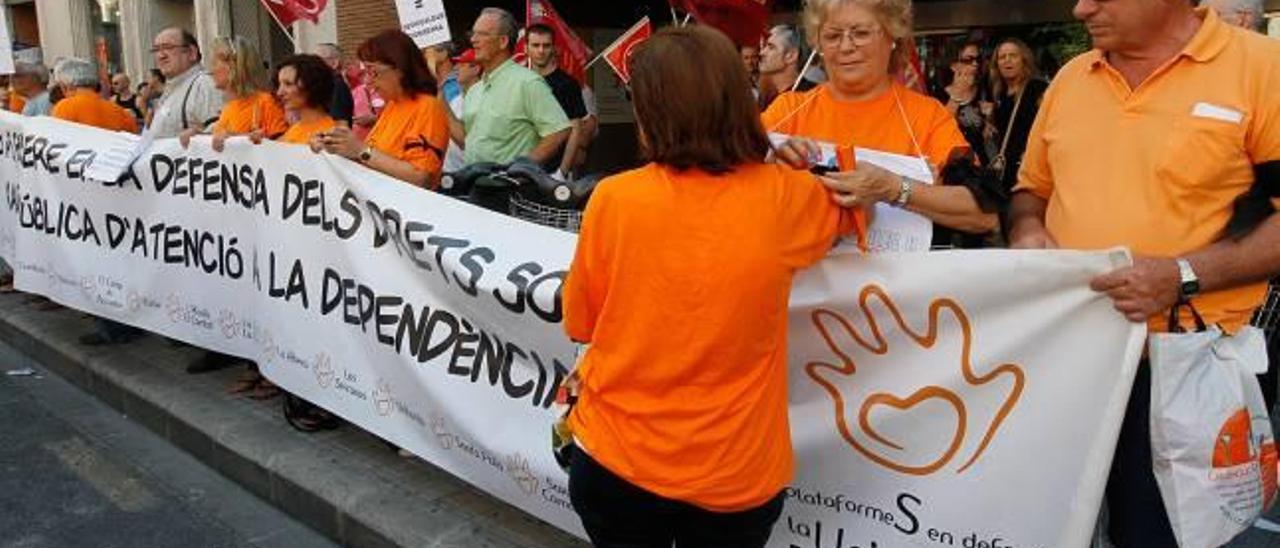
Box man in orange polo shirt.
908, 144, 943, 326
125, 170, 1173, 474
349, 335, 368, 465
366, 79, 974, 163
1009, 2, 1280, 546
51, 58, 139, 133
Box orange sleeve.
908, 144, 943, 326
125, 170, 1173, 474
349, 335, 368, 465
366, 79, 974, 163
259, 95, 289, 139
1013, 79, 1058, 199
919, 97, 971, 168
776, 167, 864, 268
119, 106, 139, 133
9, 95, 26, 113
397, 97, 450, 184
760, 91, 803, 133
562, 178, 614, 343
50, 100, 74, 122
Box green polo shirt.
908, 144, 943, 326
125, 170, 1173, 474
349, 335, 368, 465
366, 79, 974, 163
462, 59, 571, 165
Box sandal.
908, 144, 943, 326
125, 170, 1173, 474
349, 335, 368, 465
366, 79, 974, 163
283, 394, 342, 432
249, 379, 282, 400
227, 369, 262, 395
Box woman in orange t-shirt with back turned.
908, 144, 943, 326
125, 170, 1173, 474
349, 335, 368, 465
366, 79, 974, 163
315, 30, 450, 189
562, 26, 867, 548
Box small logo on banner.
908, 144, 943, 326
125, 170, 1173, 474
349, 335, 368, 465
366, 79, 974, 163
372, 379, 394, 417
505, 453, 539, 496
313, 352, 335, 388
431, 415, 454, 450
806, 285, 1025, 476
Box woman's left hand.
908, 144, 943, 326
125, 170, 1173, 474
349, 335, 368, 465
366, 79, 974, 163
318, 126, 364, 160
820, 163, 901, 208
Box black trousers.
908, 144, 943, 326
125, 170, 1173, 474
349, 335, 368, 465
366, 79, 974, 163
568, 446, 785, 548
1105, 361, 1178, 548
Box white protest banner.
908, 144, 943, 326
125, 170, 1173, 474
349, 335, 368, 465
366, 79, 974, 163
394, 0, 451, 47
0, 112, 1146, 547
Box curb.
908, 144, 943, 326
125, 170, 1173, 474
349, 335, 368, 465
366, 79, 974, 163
0, 294, 586, 548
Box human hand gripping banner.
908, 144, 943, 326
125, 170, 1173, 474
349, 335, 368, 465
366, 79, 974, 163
0, 112, 1146, 547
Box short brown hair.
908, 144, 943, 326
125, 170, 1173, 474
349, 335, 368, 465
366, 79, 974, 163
358, 30, 438, 97
629, 26, 770, 174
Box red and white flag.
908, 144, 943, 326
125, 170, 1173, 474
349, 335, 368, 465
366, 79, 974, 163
601, 17, 652, 85
259, 0, 327, 26
526, 0, 593, 83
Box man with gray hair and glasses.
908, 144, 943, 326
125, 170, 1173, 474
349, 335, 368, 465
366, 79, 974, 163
1202, 0, 1267, 30
448, 7, 570, 167
757, 24, 820, 109
147, 27, 222, 138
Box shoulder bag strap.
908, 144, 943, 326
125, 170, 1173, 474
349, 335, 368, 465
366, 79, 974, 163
995, 89, 1026, 160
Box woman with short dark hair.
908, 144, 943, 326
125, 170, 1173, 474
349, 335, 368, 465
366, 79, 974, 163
314, 29, 449, 189
273, 54, 337, 144
561, 25, 866, 548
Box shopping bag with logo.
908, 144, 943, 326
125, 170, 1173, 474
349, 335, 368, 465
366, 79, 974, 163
1149, 301, 1278, 548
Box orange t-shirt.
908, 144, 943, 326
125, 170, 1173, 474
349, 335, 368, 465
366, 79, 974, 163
279, 115, 337, 145
563, 162, 866, 512
216, 91, 288, 138
1016, 9, 1280, 332
365, 92, 450, 185
51, 89, 138, 133
762, 82, 968, 170
9, 93, 26, 113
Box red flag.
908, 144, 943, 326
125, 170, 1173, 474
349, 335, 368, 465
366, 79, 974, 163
670, 0, 770, 49
259, 0, 326, 26
526, 0, 593, 83
898, 41, 927, 94
601, 17, 652, 85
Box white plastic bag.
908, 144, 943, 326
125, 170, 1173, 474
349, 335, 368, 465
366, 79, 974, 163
1149, 324, 1278, 548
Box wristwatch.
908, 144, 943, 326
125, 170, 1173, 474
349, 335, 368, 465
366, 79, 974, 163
1175, 258, 1200, 301
358, 146, 374, 164
892, 176, 913, 208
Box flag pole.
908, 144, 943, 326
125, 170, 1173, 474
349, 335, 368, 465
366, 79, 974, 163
260, 2, 299, 51
670, 7, 678, 26
681, 13, 692, 26
791, 50, 818, 92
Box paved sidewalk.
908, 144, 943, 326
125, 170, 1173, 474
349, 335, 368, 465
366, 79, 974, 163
0, 293, 586, 548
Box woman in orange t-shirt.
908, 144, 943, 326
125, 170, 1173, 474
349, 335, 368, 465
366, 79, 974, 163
316, 30, 449, 189
272, 54, 337, 145
180, 36, 289, 151
562, 26, 866, 548
767, 0, 1000, 249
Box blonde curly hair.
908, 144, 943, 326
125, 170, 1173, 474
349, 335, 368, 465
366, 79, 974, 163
802, 0, 914, 73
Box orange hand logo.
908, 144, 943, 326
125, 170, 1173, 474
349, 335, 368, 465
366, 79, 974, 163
805, 285, 1025, 475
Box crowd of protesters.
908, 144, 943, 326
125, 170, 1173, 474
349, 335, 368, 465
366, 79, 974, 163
0, 0, 1277, 547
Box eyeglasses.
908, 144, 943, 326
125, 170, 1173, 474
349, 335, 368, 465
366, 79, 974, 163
818, 26, 883, 49
958, 55, 980, 65
150, 43, 189, 55
467, 30, 499, 40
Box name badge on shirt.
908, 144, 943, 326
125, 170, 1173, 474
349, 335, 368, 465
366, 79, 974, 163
1191, 102, 1244, 124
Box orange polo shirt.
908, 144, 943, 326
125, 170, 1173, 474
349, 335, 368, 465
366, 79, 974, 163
216, 91, 288, 139
9, 93, 25, 113
762, 81, 969, 170
365, 92, 450, 186
564, 162, 865, 512
1016, 8, 1280, 332
51, 89, 138, 133
279, 115, 336, 145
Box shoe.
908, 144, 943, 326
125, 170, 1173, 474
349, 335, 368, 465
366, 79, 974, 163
186, 352, 238, 374
79, 332, 125, 346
